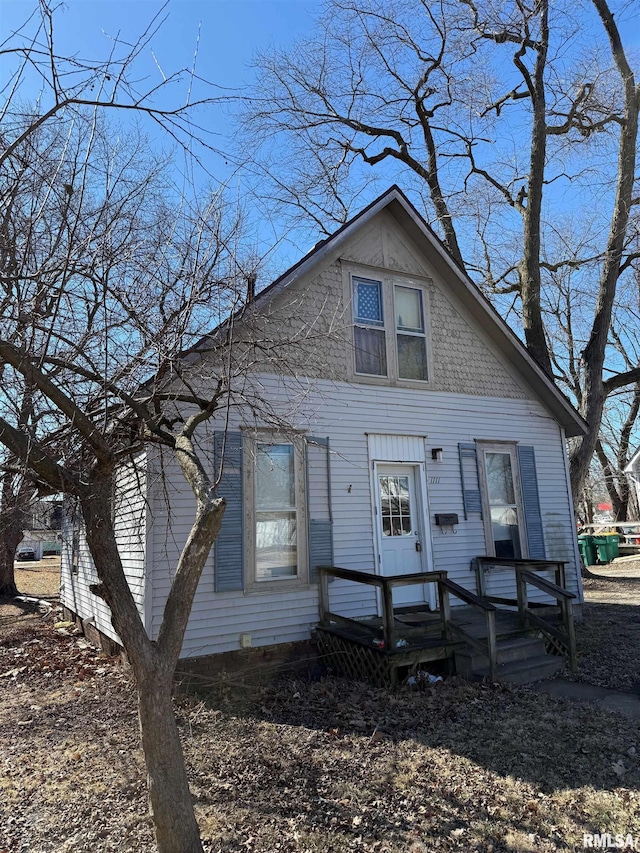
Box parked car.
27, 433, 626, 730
578, 522, 640, 556
16, 548, 37, 561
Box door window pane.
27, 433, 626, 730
490, 508, 522, 559
379, 475, 412, 536
486, 453, 515, 504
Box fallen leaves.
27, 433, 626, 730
2, 584, 640, 851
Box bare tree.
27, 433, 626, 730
242, 0, 640, 503
0, 0, 230, 598
596, 385, 640, 520
0, 5, 254, 851
0, 9, 347, 850
0, 109, 282, 850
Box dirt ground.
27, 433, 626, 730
1, 560, 640, 852
0, 558, 60, 642
575, 558, 640, 691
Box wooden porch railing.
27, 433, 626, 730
475, 557, 577, 671
318, 565, 447, 651
318, 560, 577, 680
438, 578, 498, 681
515, 570, 577, 671
317, 565, 499, 680
475, 557, 568, 597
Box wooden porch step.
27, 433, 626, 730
455, 636, 544, 673
471, 654, 564, 685
456, 636, 564, 684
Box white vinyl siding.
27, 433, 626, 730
144, 377, 579, 659
60, 454, 149, 644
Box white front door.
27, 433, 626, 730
375, 464, 429, 608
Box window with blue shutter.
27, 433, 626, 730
458, 442, 482, 519
213, 431, 244, 592
517, 445, 545, 559
306, 437, 333, 584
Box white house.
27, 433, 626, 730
61, 187, 586, 680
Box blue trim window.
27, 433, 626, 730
353, 277, 387, 376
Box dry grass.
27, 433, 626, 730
1, 616, 640, 852
0, 558, 639, 851
571, 560, 640, 691
14, 555, 60, 600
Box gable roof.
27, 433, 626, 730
624, 447, 640, 474
191, 185, 587, 438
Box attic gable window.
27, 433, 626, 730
349, 270, 431, 386
353, 277, 387, 376
395, 285, 428, 381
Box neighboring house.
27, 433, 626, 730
60, 187, 586, 673
624, 450, 640, 513
19, 530, 62, 560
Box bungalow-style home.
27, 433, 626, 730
61, 186, 586, 685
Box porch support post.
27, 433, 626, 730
563, 598, 577, 672
438, 578, 451, 642
381, 578, 395, 650
318, 567, 329, 624
516, 568, 529, 627
486, 610, 498, 682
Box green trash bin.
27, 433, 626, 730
602, 532, 619, 561
578, 534, 596, 567
592, 534, 615, 563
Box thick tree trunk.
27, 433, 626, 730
519, 0, 554, 378
137, 669, 203, 853
0, 517, 22, 596
80, 474, 202, 852
0, 479, 25, 597
80, 462, 224, 853
569, 0, 639, 503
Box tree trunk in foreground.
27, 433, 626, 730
81, 461, 225, 853
0, 498, 24, 597
137, 669, 203, 853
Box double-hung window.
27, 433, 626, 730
350, 271, 430, 384
353, 276, 387, 376
478, 443, 525, 559
247, 434, 308, 589
395, 285, 428, 381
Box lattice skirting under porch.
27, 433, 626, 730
316, 629, 398, 687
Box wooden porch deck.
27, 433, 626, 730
315, 560, 577, 687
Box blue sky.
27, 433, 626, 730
3, 1, 318, 84
3, 0, 325, 269
3, 0, 639, 282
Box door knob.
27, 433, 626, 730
415, 542, 422, 552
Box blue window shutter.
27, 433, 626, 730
518, 445, 545, 559
458, 443, 482, 519
213, 431, 244, 592
306, 437, 333, 584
